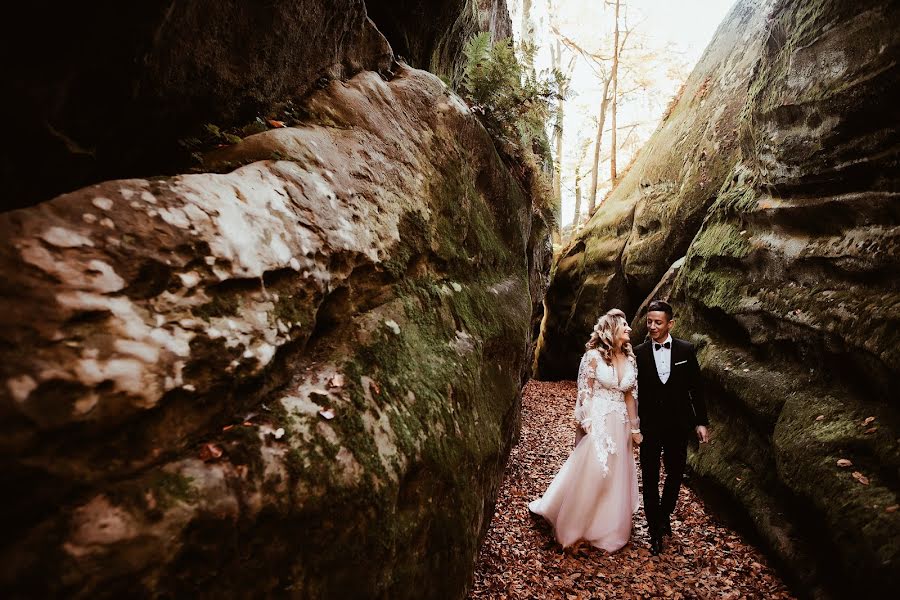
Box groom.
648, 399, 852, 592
635, 300, 709, 555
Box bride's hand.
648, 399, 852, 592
631, 432, 643, 445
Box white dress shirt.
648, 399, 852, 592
652, 335, 673, 384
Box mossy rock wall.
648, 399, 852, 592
535, 0, 777, 380
0, 65, 550, 598
673, 0, 900, 594
536, 0, 899, 595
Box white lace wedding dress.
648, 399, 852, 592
528, 349, 640, 551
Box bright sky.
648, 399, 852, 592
508, 0, 736, 226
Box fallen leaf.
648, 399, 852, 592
274, 427, 286, 439
319, 408, 335, 420
862, 416, 875, 426
267, 119, 286, 128
199, 443, 223, 461
885, 505, 899, 513
329, 373, 345, 388
836, 459, 852, 467
815, 415, 825, 421
864, 427, 878, 434
222, 424, 234, 431
242, 421, 254, 427
851, 471, 870, 485
370, 380, 381, 395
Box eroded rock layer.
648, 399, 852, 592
673, 0, 900, 594
0, 65, 550, 598
536, 0, 899, 595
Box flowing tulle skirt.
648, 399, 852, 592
528, 410, 639, 552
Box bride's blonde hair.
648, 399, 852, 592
585, 308, 634, 363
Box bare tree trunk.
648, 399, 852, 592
522, 0, 535, 75
573, 163, 583, 231
548, 1, 576, 244
610, 0, 620, 184
554, 89, 564, 204
587, 76, 612, 215
550, 37, 563, 244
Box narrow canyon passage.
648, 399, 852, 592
469, 381, 794, 599
2, 0, 896, 595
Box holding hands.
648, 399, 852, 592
696, 425, 709, 443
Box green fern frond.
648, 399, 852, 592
459, 33, 558, 217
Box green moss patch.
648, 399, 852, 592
194, 294, 240, 321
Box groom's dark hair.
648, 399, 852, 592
647, 299, 674, 320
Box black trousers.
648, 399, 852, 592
640, 434, 687, 535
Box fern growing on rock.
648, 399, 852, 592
461, 32, 559, 225
462, 33, 556, 153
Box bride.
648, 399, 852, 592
529, 308, 641, 552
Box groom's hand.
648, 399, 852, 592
696, 425, 709, 443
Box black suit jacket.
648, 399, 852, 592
635, 337, 708, 439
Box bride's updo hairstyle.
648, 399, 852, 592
585, 308, 634, 363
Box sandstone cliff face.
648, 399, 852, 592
1, 54, 549, 600
3, 0, 392, 210
536, 0, 899, 595
674, 0, 900, 594
367, 0, 512, 82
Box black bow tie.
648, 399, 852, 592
654, 341, 671, 351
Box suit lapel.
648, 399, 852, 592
669, 338, 684, 385
644, 341, 664, 385
648, 345, 656, 375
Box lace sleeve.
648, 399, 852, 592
630, 354, 638, 402
628, 354, 639, 431
574, 351, 598, 425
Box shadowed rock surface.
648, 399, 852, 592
0, 61, 551, 598
2, 0, 392, 211
366, 0, 512, 82
536, 0, 899, 596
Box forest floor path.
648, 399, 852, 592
469, 381, 795, 599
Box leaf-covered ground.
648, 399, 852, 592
469, 381, 795, 599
